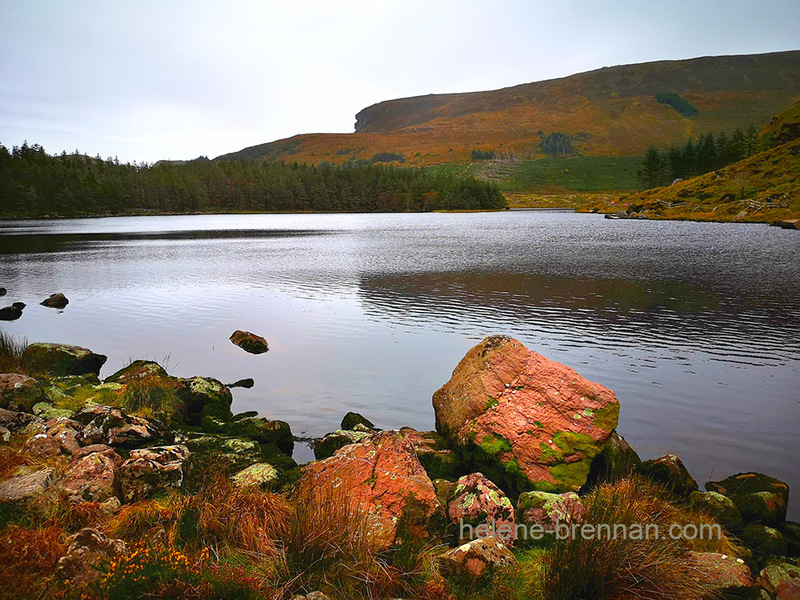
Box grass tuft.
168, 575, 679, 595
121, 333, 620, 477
539, 477, 730, 600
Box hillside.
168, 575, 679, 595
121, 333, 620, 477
605, 100, 800, 223
217, 51, 800, 167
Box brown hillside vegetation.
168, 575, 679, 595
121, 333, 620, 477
610, 100, 800, 223
217, 51, 800, 166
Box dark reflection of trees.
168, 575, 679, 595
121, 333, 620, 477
357, 271, 800, 356
0, 230, 332, 255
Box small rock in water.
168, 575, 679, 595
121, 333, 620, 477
41, 293, 69, 309
230, 330, 269, 354
0, 304, 23, 321
0, 287, 6, 296
228, 378, 255, 388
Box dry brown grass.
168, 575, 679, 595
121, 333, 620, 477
104, 497, 180, 543
175, 474, 290, 560
540, 477, 734, 600
0, 524, 67, 600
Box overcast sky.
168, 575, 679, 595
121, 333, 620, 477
1, 0, 797, 163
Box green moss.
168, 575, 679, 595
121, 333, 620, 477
539, 441, 563, 463
485, 395, 499, 410
550, 459, 592, 491
533, 421, 544, 429
592, 403, 620, 431
479, 433, 512, 456
553, 431, 600, 459
505, 458, 521, 476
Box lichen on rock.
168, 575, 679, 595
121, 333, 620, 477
432, 336, 619, 493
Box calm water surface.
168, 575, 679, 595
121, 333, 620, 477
1, 213, 798, 516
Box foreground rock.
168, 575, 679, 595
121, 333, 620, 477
41, 293, 69, 309
313, 428, 370, 460
400, 427, 460, 480
104, 360, 169, 384
0, 467, 54, 503
56, 528, 127, 587
57, 446, 122, 503
176, 376, 233, 426
23, 343, 107, 377
635, 454, 698, 496
230, 462, 280, 491
689, 491, 744, 530
439, 538, 517, 578
686, 552, 753, 596
516, 491, 585, 533
448, 473, 515, 544
118, 444, 190, 502
0, 373, 46, 412
230, 330, 269, 354
226, 416, 293, 454
73, 405, 171, 448
295, 430, 442, 550
432, 336, 619, 493
706, 472, 789, 526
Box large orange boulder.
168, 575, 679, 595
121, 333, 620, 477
433, 336, 619, 493
294, 430, 443, 550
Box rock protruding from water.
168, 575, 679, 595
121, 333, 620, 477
706, 472, 789, 526
0, 303, 23, 320
230, 330, 269, 354
341, 411, 374, 430
432, 335, 619, 493
295, 430, 442, 550
635, 454, 698, 496
23, 343, 107, 377
41, 293, 69, 309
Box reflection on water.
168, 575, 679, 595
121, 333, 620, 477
1, 212, 798, 517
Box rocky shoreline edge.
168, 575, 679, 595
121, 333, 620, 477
1, 336, 798, 599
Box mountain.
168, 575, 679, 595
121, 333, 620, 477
217, 51, 800, 166
616, 99, 800, 222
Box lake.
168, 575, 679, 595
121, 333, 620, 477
1, 212, 798, 517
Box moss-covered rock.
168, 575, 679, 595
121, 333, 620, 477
635, 454, 698, 496
32, 402, 74, 421
185, 435, 263, 473
740, 524, 789, 562
230, 462, 280, 491
176, 376, 233, 425
23, 343, 107, 377
432, 336, 619, 494
341, 411, 374, 430
448, 472, 515, 545
757, 562, 800, 595
226, 416, 293, 454
516, 491, 585, 534
780, 521, 800, 557
583, 431, 641, 489
117, 445, 190, 503
40, 293, 69, 309
104, 360, 169, 384
400, 427, 460, 480
229, 330, 269, 354
689, 491, 744, 530
313, 429, 370, 460
73, 405, 171, 448
0, 373, 47, 412
706, 472, 789, 526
